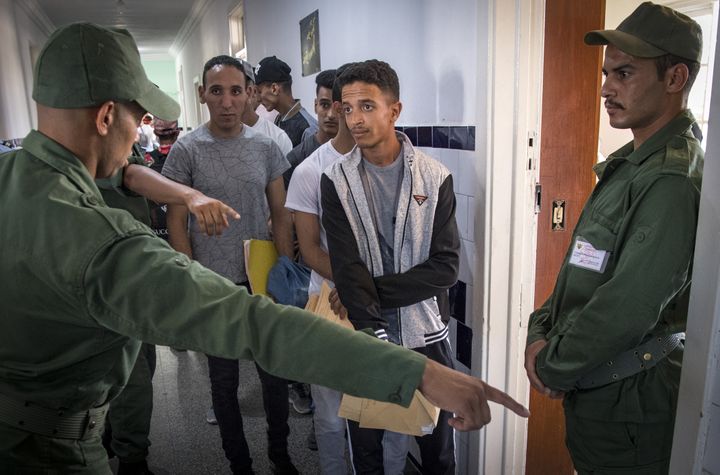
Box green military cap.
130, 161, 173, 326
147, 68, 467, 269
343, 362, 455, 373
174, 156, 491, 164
584, 2, 702, 63
33, 22, 180, 120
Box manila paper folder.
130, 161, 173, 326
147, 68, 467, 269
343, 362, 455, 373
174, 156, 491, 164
338, 390, 440, 437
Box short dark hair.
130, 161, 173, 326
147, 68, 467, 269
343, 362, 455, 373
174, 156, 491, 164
259, 80, 292, 94
202, 55, 248, 86
336, 60, 400, 102
654, 54, 700, 93
277, 81, 292, 94
332, 62, 358, 102
315, 69, 337, 95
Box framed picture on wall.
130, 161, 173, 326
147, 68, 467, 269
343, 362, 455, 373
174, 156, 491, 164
299, 10, 320, 77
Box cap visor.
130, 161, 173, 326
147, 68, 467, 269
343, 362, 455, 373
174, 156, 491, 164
135, 85, 180, 120
584, 30, 666, 58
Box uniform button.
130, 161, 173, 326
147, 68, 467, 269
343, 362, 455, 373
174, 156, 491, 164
174, 257, 189, 267
643, 353, 653, 361
388, 394, 401, 404
635, 231, 646, 243
87, 196, 98, 206
88, 420, 96, 429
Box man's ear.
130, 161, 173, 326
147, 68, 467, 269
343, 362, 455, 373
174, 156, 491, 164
271, 83, 280, 96
667, 63, 689, 94
198, 85, 206, 104
95, 101, 115, 137
390, 100, 403, 122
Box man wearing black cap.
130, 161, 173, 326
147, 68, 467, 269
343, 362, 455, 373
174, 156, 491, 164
255, 56, 318, 148
0, 21, 530, 474
525, 3, 703, 473
239, 60, 293, 157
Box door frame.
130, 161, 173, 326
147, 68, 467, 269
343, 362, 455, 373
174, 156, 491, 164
472, 0, 545, 472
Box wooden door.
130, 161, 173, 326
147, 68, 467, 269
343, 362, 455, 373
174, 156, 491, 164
526, 1, 605, 474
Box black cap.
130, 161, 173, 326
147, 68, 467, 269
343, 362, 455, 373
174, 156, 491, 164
254, 56, 292, 84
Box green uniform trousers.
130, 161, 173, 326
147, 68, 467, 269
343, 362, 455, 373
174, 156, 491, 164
0, 427, 111, 474
565, 412, 674, 474
104, 343, 156, 463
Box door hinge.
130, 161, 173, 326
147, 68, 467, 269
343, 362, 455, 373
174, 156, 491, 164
534, 184, 542, 214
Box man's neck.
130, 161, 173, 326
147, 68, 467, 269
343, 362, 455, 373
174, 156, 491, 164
207, 121, 244, 139
361, 134, 402, 167
631, 106, 684, 149
315, 129, 333, 145
243, 110, 260, 127
331, 127, 355, 155
276, 97, 298, 116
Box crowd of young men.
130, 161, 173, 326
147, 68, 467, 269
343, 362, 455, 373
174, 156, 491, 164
0, 2, 705, 475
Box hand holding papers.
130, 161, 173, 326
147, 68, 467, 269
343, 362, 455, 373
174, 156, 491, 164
306, 281, 441, 436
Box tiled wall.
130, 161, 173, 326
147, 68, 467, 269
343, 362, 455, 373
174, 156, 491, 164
413, 135, 478, 374
397, 125, 476, 151
403, 137, 479, 473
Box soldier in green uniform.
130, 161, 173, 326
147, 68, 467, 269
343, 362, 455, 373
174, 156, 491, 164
0, 22, 528, 474
525, 3, 703, 474
97, 145, 157, 475
97, 144, 239, 474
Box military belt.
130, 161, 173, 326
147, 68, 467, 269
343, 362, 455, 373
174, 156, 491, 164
576, 332, 684, 390
0, 392, 108, 440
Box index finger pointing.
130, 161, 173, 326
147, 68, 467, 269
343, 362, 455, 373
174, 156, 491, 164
484, 383, 530, 418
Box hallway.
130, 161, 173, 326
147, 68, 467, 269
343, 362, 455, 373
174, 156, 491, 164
124, 346, 320, 474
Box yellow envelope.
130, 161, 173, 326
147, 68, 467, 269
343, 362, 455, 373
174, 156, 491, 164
305, 281, 354, 330
338, 390, 440, 437
308, 279, 440, 436
243, 239, 278, 297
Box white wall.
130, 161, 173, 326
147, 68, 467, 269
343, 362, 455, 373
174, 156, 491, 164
0, 0, 51, 140
173, 0, 235, 130
244, 0, 478, 126
671, 8, 720, 471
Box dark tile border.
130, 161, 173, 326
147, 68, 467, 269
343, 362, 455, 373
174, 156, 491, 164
396, 125, 476, 151
456, 320, 473, 369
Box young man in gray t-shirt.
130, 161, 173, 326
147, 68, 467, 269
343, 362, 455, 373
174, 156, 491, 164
162, 55, 296, 475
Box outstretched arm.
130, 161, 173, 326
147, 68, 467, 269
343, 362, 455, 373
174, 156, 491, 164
420, 358, 530, 430
124, 164, 240, 235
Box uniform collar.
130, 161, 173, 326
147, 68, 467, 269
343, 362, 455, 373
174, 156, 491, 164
22, 130, 101, 196
593, 109, 697, 178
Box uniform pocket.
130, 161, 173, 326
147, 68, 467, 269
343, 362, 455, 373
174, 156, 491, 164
584, 210, 619, 252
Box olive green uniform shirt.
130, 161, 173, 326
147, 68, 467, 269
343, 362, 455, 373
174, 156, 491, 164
96, 144, 151, 225
0, 130, 425, 416
527, 110, 703, 423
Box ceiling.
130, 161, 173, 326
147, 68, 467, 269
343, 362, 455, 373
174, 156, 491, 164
34, 0, 199, 57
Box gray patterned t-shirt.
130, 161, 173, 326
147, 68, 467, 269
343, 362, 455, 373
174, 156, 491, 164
162, 124, 290, 283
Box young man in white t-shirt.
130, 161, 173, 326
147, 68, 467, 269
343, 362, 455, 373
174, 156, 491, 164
284, 65, 355, 475
239, 60, 293, 156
